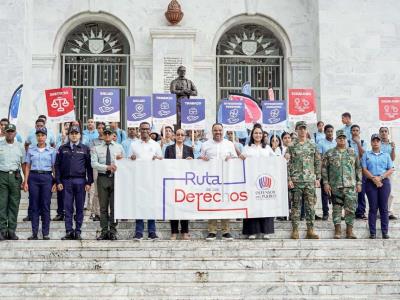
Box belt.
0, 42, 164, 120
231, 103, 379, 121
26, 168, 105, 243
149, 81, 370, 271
30, 170, 52, 174
0, 170, 18, 174
98, 173, 114, 178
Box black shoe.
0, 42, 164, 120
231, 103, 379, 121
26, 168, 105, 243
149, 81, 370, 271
43, 236, 50, 240
28, 234, 38, 240
7, 232, 18, 240
134, 232, 143, 240
108, 232, 117, 240
382, 233, 390, 239
0, 232, 6, 241
276, 217, 286, 221
52, 215, 64, 221
315, 215, 322, 220
93, 215, 100, 222
322, 215, 329, 221
97, 232, 109, 240
389, 215, 398, 220
23, 216, 31, 222
74, 232, 82, 240
369, 234, 376, 239
356, 215, 367, 220
61, 232, 75, 240
206, 233, 217, 241
148, 232, 159, 240
222, 233, 234, 240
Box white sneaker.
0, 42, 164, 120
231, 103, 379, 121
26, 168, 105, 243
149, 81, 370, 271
248, 235, 256, 240
263, 234, 270, 240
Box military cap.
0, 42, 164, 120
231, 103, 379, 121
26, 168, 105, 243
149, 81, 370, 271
35, 127, 47, 135
370, 133, 381, 141
4, 124, 16, 132
336, 129, 346, 138
103, 125, 114, 134
69, 126, 80, 134
295, 121, 307, 129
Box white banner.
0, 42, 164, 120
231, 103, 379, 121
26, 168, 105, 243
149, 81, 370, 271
115, 157, 289, 220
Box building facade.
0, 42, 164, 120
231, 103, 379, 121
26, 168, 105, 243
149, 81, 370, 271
0, 0, 399, 142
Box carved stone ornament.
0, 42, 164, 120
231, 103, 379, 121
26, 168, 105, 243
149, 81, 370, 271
165, 0, 184, 25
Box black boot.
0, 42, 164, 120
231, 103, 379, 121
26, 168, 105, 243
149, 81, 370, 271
28, 234, 38, 240
61, 231, 75, 240
7, 231, 18, 240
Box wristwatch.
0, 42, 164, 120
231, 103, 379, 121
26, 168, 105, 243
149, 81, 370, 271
380, 175, 385, 181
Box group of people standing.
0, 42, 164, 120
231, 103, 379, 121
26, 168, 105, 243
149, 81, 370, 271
0, 110, 395, 241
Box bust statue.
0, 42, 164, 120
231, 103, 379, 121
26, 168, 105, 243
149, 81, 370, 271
170, 66, 198, 127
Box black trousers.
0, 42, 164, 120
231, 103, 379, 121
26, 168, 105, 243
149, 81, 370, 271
170, 220, 189, 234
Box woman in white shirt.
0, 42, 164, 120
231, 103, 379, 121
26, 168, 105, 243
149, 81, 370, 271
239, 124, 275, 239
270, 134, 282, 156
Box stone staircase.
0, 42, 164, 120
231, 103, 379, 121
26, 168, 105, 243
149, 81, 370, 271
0, 194, 399, 299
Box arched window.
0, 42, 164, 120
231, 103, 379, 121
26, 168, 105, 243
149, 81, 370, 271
62, 22, 130, 127
216, 24, 283, 103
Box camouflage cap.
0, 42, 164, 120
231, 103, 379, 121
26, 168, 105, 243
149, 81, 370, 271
371, 133, 381, 141
103, 125, 114, 134
295, 121, 307, 129
336, 129, 346, 138
4, 124, 16, 132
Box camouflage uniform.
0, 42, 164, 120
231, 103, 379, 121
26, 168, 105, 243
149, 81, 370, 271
287, 134, 321, 229
321, 146, 362, 226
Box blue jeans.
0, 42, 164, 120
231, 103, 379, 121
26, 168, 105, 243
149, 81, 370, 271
135, 220, 156, 235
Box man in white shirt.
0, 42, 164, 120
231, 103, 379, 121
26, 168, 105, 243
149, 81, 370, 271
200, 123, 237, 241
129, 121, 162, 240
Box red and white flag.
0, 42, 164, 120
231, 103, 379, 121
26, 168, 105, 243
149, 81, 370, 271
288, 88, 317, 123
379, 97, 400, 127
45, 87, 75, 123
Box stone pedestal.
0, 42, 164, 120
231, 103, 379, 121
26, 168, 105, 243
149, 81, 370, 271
150, 28, 196, 93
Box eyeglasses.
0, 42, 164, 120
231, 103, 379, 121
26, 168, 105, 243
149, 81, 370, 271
176, 134, 185, 136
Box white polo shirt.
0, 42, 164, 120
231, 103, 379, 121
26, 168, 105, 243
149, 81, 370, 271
129, 138, 162, 161
200, 139, 237, 160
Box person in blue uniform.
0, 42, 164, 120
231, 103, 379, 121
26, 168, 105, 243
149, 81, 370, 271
361, 134, 395, 239
55, 126, 93, 240
23, 127, 56, 240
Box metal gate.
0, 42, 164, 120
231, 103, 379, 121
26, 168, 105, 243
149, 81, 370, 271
216, 24, 283, 105
61, 22, 130, 128
61, 54, 129, 127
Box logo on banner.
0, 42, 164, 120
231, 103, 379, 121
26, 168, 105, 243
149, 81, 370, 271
99, 97, 114, 113
268, 109, 281, 123
187, 107, 199, 122
293, 97, 311, 113
159, 102, 171, 116
256, 175, 273, 190
383, 105, 399, 119
254, 174, 277, 201
132, 104, 145, 119
50, 96, 70, 112
228, 108, 240, 123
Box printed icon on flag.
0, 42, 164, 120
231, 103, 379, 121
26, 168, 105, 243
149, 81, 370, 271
228, 109, 239, 124
268, 108, 281, 123
187, 107, 199, 122
294, 97, 310, 112
50, 96, 70, 112
132, 104, 146, 119
99, 97, 114, 113
159, 102, 171, 116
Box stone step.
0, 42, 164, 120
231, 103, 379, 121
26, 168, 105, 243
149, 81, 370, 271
2, 270, 399, 284
3, 297, 400, 300
2, 246, 400, 259
0, 239, 397, 249
0, 257, 398, 272
0, 282, 399, 297
8, 228, 400, 239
